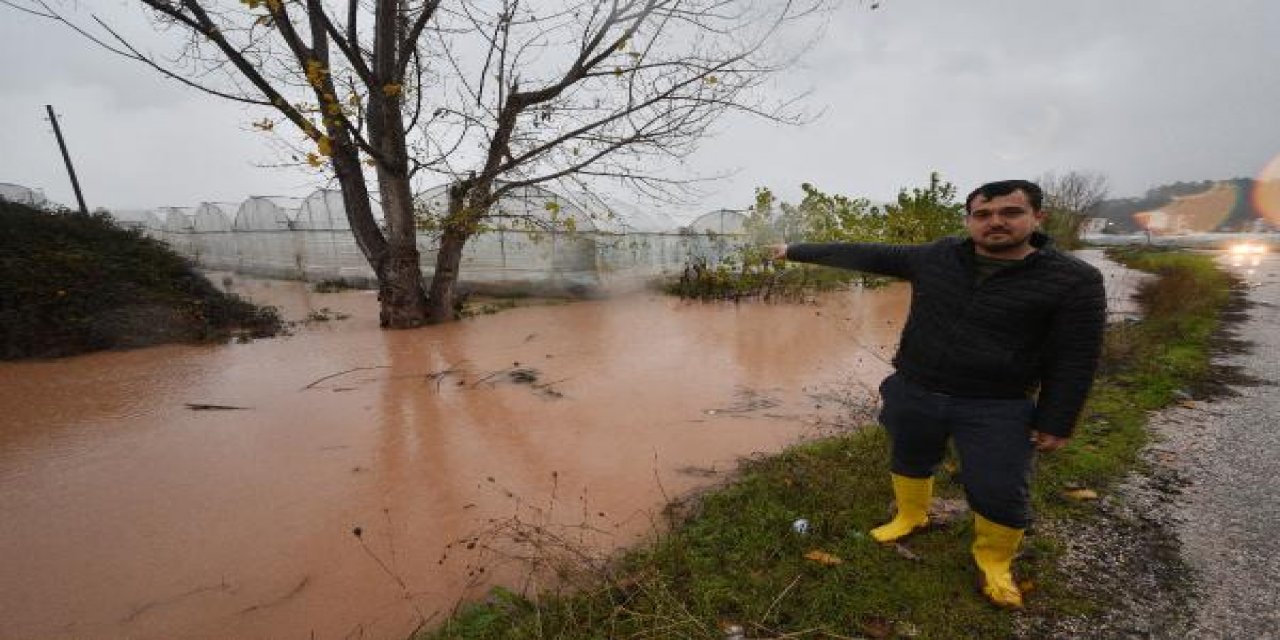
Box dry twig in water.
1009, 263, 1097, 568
301, 366, 390, 390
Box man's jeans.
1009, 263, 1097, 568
878, 372, 1036, 529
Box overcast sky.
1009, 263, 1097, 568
2, 1, 1278, 216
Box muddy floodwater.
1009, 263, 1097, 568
0, 253, 1144, 640
0, 277, 910, 640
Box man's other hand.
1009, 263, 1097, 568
767, 244, 788, 261
1031, 431, 1069, 453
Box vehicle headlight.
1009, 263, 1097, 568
1228, 243, 1268, 255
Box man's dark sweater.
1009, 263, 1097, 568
786, 232, 1106, 437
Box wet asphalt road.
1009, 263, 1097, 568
1004, 250, 1278, 640
1175, 251, 1280, 638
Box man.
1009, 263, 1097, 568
770, 179, 1106, 608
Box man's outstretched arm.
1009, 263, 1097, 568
769, 242, 918, 279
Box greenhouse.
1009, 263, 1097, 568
233, 196, 304, 279
570, 194, 681, 234
416, 182, 598, 231
107, 209, 164, 237
191, 202, 238, 270
686, 209, 748, 235
158, 206, 198, 258
293, 189, 378, 283
416, 183, 600, 292
564, 195, 687, 280
77, 183, 749, 295
0, 182, 48, 207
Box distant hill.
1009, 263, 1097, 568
1092, 178, 1275, 234
0, 200, 282, 360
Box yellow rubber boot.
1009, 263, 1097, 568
869, 474, 933, 543
972, 513, 1026, 608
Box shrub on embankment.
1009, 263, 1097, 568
420, 248, 1232, 639
0, 200, 282, 359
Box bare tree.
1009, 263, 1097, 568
12, 0, 832, 324
1038, 170, 1110, 248
412, 0, 829, 319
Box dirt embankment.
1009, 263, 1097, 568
0, 201, 281, 359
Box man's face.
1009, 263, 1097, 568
964, 190, 1047, 255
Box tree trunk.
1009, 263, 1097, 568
323, 146, 429, 329
425, 184, 473, 323
426, 224, 467, 323
359, 1, 430, 329
380, 238, 431, 328
376, 172, 431, 328
330, 146, 388, 274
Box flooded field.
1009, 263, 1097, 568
0, 277, 908, 639
0, 252, 1147, 640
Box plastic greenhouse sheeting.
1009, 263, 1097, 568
687, 209, 748, 235
294, 189, 348, 230
192, 202, 238, 270
417, 182, 597, 232
413, 183, 602, 290
157, 206, 198, 258
139, 186, 749, 294
569, 194, 682, 234
107, 209, 164, 236
0, 182, 48, 207
294, 189, 378, 281
234, 196, 304, 278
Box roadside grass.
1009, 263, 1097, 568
421, 248, 1233, 640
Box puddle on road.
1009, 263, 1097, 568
0, 252, 1148, 639
1075, 248, 1152, 320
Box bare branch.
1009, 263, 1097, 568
0, 0, 52, 18
397, 0, 443, 81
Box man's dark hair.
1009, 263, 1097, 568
965, 180, 1043, 213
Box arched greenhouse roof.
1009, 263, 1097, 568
108, 209, 163, 230
294, 188, 386, 230
568, 194, 682, 233
417, 182, 596, 231
192, 202, 236, 232
157, 206, 197, 232
234, 196, 303, 231
294, 189, 348, 230
687, 209, 748, 235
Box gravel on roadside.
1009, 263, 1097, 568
1017, 253, 1280, 639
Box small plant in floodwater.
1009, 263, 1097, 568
664, 252, 871, 302
427, 471, 626, 631
303, 307, 350, 323
312, 279, 352, 293
351, 512, 432, 631
460, 298, 519, 318
467, 364, 567, 399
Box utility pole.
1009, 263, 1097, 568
45, 105, 90, 216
